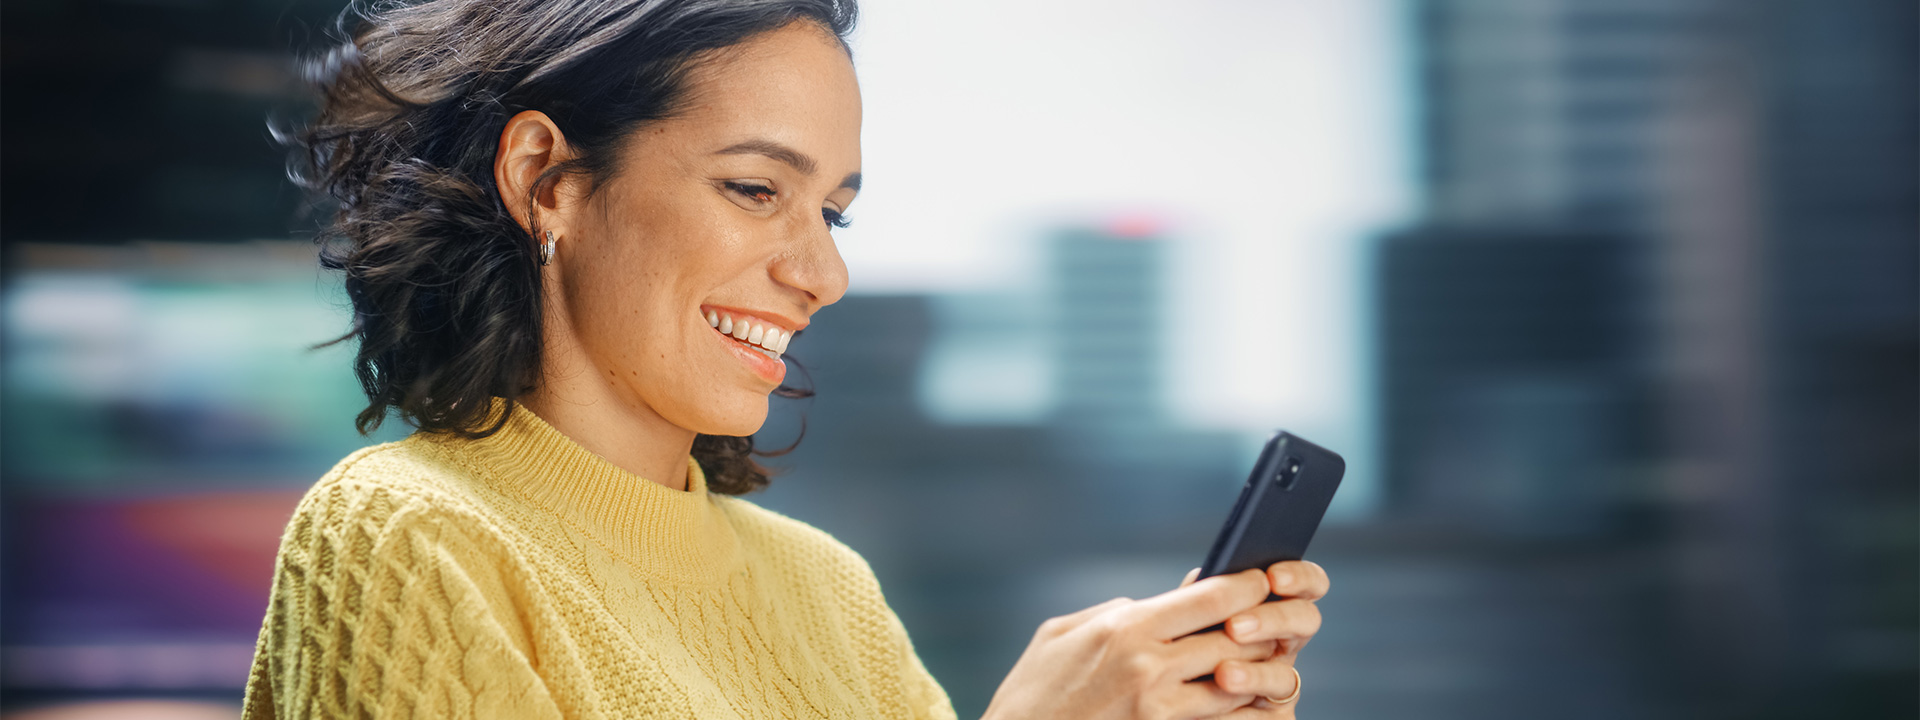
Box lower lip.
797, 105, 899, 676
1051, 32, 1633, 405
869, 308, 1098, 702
711, 325, 787, 385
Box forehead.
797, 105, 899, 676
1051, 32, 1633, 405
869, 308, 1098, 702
653, 22, 862, 164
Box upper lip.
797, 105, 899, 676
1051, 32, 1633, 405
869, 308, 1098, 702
700, 304, 808, 334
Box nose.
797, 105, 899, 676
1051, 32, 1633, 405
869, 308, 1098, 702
769, 215, 849, 309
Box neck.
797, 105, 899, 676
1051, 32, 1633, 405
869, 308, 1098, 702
528, 280, 700, 491
520, 372, 697, 493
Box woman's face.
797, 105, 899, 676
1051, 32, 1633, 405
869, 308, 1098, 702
548, 22, 860, 437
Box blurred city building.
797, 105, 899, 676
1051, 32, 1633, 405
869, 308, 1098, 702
1378, 227, 1650, 537
2, 243, 409, 709
1385, 0, 1918, 717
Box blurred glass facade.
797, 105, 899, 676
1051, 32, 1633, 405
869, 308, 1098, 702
2, 1, 1913, 719
2, 243, 410, 711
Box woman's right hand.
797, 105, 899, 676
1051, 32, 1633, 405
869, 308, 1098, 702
980, 568, 1279, 720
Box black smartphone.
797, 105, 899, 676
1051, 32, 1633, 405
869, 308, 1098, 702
1198, 431, 1345, 583
1186, 431, 1343, 661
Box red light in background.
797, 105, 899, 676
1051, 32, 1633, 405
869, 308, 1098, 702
1103, 212, 1169, 240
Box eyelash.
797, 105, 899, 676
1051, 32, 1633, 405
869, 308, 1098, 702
724, 181, 853, 230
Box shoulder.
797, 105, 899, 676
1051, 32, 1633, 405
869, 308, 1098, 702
280, 437, 514, 566
307, 435, 479, 502
251, 441, 563, 720
268, 438, 541, 644
299, 435, 493, 515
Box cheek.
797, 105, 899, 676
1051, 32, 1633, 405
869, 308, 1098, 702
568, 238, 675, 360
562, 193, 759, 381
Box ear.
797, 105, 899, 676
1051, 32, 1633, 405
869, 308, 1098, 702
494, 110, 580, 237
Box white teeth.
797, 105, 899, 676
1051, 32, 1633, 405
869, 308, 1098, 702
710, 311, 788, 358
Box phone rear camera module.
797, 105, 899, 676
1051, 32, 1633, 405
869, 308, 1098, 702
1275, 456, 1304, 490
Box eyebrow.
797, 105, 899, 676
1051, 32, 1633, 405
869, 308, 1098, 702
715, 139, 862, 192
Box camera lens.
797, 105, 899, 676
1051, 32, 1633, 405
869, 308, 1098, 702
1276, 456, 1303, 489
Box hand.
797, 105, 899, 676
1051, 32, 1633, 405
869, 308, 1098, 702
1179, 561, 1330, 717
981, 568, 1280, 720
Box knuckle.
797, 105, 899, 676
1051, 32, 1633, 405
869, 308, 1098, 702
1249, 574, 1281, 604
1133, 692, 1174, 720
1268, 601, 1300, 634
1086, 611, 1129, 641
1035, 616, 1070, 639
1216, 659, 1252, 693
1230, 635, 1273, 661
1241, 567, 1272, 591
1255, 639, 1281, 659
1121, 650, 1162, 683
1271, 562, 1307, 589
1042, 597, 1133, 640
1262, 601, 1319, 641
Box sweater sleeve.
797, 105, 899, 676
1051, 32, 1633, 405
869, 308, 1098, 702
889, 612, 958, 720
823, 539, 956, 720
241, 475, 565, 720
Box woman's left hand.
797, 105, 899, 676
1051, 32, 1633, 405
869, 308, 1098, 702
1177, 560, 1329, 717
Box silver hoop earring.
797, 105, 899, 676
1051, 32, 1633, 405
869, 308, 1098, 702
540, 231, 556, 266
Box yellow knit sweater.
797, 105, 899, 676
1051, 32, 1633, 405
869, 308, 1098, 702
241, 401, 956, 719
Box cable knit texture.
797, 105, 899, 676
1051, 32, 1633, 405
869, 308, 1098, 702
241, 400, 955, 719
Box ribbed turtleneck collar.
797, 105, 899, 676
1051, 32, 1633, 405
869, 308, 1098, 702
415, 398, 742, 585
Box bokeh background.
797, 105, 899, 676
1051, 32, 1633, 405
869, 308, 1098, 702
3, 0, 1915, 718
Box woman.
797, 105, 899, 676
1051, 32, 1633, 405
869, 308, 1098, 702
243, 0, 1331, 717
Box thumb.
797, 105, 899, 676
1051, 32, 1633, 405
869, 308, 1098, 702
1178, 567, 1200, 589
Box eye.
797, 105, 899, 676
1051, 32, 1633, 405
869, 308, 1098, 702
822, 207, 853, 229
722, 181, 776, 204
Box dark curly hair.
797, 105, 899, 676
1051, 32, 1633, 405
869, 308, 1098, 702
286, 0, 854, 494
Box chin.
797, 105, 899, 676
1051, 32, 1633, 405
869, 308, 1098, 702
691, 393, 771, 438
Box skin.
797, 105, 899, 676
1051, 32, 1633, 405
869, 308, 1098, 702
497, 22, 859, 489
492, 21, 1330, 719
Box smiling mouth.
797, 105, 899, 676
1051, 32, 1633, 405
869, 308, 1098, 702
705, 309, 790, 360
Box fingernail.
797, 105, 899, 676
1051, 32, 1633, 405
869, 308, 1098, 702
1220, 666, 1246, 688
1272, 570, 1293, 588
1230, 615, 1259, 637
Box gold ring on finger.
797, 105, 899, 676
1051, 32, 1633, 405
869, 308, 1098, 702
1260, 666, 1301, 706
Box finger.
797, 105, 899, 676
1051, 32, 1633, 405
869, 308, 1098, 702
1220, 700, 1295, 720
1179, 567, 1200, 588
1156, 676, 1256, 718
1126, 568, 1271, 640
1214, 657, 1300, 704
1223, 598, 1321, 644
1266, 560, 1330, 600
1164, 629, 1278, 681
1273, 633, 1315, 659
